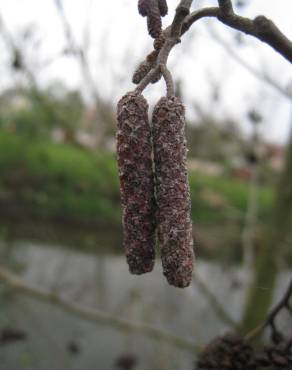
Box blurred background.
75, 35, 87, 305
0, 0, 291, 369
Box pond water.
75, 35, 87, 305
0, 235, 291, 370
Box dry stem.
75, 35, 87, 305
0, 267, 199, 353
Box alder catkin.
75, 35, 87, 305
138, 0, 162, 39
146, 0, 162, 39
116, 92, 156, 274
132, 60, 152, 84
152, 96, 194, 288
138, 0, 149, 17
132, 50, 159, 84
158, 0, 168, 17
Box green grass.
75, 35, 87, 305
0, 130, 275, 227
189, 171, 274, 224
0, 131, 121, 223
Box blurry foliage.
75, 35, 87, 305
0, 131, 120, 223
0, 84, 84, 140
186, 117, 243, 164
0, 130, 284, 263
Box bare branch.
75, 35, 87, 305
160, 64, 174, 97
0, 267, 199, 353
53, 0, 99, 100
195, 274, 238, 329
182, 7, 220, 34
218, 0, 234, 15
207, 26, 292, 100
182, 7, 292, 63
245, 278, 292, 342
135, 2, 292, 95
171, 0, 193, 38
136, 0, 193, 94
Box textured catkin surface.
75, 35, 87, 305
158, 0, 168, 17
152, 97, 194, 288
138, 0, 162, 39
147, 0, 162, 39
195, 333, 292, 369
116, 92, 156, 274
138, 0, 149, 17
132, 50, 161, 85
196, 334, 253, 370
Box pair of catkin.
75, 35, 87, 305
117, 92, 194, 288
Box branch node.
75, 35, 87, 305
254, 15, 272, 34
218, 0, 234, 15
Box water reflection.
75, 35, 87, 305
0, 238, 290, 370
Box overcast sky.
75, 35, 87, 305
0, 0, 292, 143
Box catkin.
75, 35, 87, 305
138, 0, 162, 39
138, 0, 149, 17
132, 60, 153, 84
116, 92, 156, 274
147, 2, 162, 39
158, 0, 168, 17
132, 50, 160, 84
152, 96, 194, 287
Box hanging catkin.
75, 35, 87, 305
132, 50, 161, 85
138, 0, 162, 39
152, 96, 194, 287
116, 92, 156, 274
158, 0, 168, 17
138, 0, 149, 17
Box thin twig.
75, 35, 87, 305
136, 1, 292, 95
218, 0, 234, 16
160, 64, 175, 97
245, 278, 292, 342
182, 6, 292, 63
195, 274, 238, 329
136, 0, 193, 95
182, 7, 220, 34
171, 0, 193, 38
206, 26, 292, 100
0, 267, 200, 353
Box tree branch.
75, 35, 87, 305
136, 0, 194, 95
160, 64, 175, 97
0, 267, 199, 353
171, 0, 193, 38
182, 7, 292, 63
182, 7, 220, 34
206, 26, 292, 100
245, 278, 292, 342
195, 274, 238, 329
218, 0, 234, 16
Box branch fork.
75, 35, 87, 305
134, 0, 292, 96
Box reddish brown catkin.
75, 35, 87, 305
147, 1, 162, 39
138, 0, 162, 39
138, 0, 149, 17
152, 97, 194, 288
132, 50, 161, 85
116, 92, 156, 274
158, 0, 168, 17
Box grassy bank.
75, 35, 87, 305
0, 131, 120, 225
0, 131, 274, 224
0, 131, 278, 258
